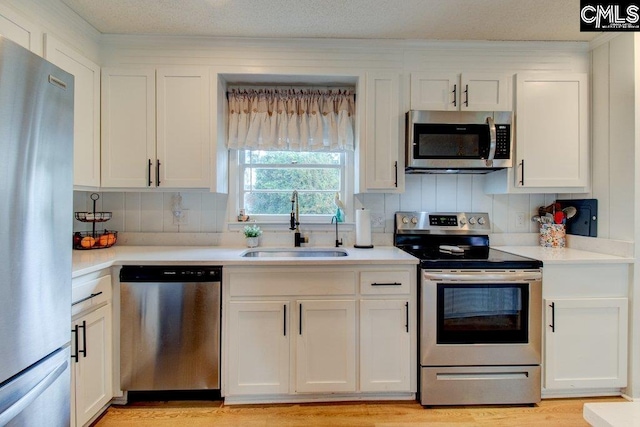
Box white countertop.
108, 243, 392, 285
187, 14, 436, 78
494, 246, 634, 265
584, 402, 640, 426
72, 245, 419, 277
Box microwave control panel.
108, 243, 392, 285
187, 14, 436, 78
494, 124, 511, 159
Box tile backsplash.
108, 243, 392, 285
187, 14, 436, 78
74, 174, 556, 241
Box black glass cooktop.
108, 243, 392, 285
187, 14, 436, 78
413, 248, 542, 269
395, 234, 542, 270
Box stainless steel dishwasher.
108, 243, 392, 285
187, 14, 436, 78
119, 265, 221, 395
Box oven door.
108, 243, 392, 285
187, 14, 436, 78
421, 270, 542, 367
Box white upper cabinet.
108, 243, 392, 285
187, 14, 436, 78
156, 68, 211, 188
485, 72, 589, 194
515, 73, 589, 188
0, 5, 42, 54
101, 68, 156, 188
358, 71, 404, 193
410, 72, 511, 111
101, 66, 211, 189
44, 35, 101, 188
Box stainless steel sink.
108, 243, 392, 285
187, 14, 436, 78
241, 248, 348, 258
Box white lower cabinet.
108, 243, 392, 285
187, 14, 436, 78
71, 273, 113, 426
360, 299, 411, 392
226, 298, 357, 396
296, 300, 356, 393
72, 304, 113, 427
541, 263, 629, 397
223, 265, 417, 403
227, 301, 290, 395
544, 297, 628, 390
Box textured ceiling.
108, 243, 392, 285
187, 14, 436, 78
61, 0, 597, 42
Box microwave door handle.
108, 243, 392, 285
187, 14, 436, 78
485, 116, 497, 167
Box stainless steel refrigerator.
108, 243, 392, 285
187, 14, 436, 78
0, 36, 74, 425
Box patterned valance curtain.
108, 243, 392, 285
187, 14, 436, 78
227, 88, 355, 151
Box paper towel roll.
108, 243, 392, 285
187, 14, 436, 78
355, 208, 373, 248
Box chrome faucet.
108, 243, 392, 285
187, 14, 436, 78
290, 190, 307, 247
331, 216, 343, 248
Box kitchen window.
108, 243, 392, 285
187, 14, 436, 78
227, 87, 355, 223
238, 150, 348, 221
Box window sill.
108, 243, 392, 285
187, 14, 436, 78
228, 221, 354, 233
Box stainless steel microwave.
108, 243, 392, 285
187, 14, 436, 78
406, 110, 513, 174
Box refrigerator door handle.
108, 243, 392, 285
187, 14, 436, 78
0, 358, 68, 426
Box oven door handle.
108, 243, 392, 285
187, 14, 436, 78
423, 271, 541, 282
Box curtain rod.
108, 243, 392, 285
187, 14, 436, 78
225, 90, 357, 100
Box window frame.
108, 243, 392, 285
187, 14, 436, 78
229, 149, 353, 224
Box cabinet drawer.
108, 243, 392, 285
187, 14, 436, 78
360, 270, 411, 295
72, 275, 112, 317
229, 270, 356, 297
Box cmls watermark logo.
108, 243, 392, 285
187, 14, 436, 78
581, 1, 640, 31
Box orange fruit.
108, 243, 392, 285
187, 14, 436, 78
80, 236, 96, 248
98, 233, 116, 247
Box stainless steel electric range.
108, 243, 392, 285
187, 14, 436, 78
394, 211, 543, 406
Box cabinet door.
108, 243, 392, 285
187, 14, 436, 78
360, 299, 411, 392
361, 72, 403, 192
515, 73, 589, 188
101, 67, 156, 188
461, 73, 511, 111
544, 298, 628, 390
227, 301, 290, 395
410, 72, 458, 110
74, 304, 113, 427
296, 300, 356, 393
0, 5, 42, 53
156, 67, 211, 188
44, 35, 101, 188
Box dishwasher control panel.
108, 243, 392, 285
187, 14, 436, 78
120, 265, 222, 282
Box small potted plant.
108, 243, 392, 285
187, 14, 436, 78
243, 224, 262, 248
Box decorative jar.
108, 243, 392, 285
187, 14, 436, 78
539, 224, 566, 248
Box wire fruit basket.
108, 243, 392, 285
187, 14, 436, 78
73, 193, 118, 250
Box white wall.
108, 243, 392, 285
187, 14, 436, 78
74, 178, 556, 244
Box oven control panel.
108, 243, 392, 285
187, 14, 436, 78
395, 211, 491, 233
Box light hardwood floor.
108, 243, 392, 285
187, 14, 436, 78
93, 397, 625, 426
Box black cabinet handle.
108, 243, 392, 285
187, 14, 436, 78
394, 161, 398, 188
371, 282, 401, 286
452, 84, 457, 107
147, 159, 152, 187
299, 303, 302, 335
156, 159, 161, 186
283, 305, 287, 336
72, 291, 103, 306
549, 302, 555, 333
519, 159, 525, 186
464, 84, 469, 107
71, 325, 79, 363
405, 302, 409, 333
78, 320, 87, 358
